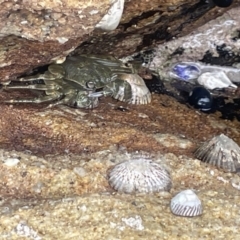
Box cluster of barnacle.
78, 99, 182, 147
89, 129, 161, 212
107, 133, 240, 217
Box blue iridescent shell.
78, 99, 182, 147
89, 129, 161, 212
169, 63, 201, 81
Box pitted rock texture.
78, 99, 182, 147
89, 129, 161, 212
0, 3, 239, 238
0, 35, 83, 82
0, 92, 239, 156
0, 0, 111, 82
0, 146, 240, 239
0, 0, 110, 42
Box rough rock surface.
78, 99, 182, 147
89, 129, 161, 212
0, 3, 240, 240
76, 0, 240, 57
0, 101, 240, 238
149, 6, 240, 80
0, 0, 111, 41
0, 0, 111, 82
0, 0, 238, 82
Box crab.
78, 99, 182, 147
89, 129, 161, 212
1, 55, 151, 109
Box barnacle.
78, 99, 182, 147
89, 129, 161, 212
95, 0, 125, 31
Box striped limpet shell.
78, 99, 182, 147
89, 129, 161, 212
194, 134, 240, 172
107, 155, 172, 193
170, 189, 203, 217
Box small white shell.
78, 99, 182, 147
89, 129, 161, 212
185, 61, 240, 83
108, 156, 172, 193
3, 158, 20, 167
170, 189, 203, 217
194, 134, 240, 172
170, 61, 240, 84
95, 0, 125, 31
197, 71, 237, 90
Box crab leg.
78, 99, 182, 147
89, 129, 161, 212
17, 72, 62, 81
46, 89, 77, 108
89, 74, 151, 104
88, 91, 106, 97
88, 79, 130, 101
3, 84, 60, 91
4, 92, 63, 104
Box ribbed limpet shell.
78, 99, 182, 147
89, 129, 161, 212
170, 189, 203, 217
194, 134, 240, 172
107, 155, 172, 193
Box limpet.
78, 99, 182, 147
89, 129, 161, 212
107, 155, 172, 193
170, 189, 203, 217
194, 134, 240, 172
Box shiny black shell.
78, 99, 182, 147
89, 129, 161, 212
212, 0, 233, 8
188, 87, 213, 111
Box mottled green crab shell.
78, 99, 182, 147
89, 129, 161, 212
61, 55, 133, 90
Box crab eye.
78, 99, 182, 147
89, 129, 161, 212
86, 81, 95, 89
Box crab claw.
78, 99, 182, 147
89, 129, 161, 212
88, 92, 105, 97
91, 74, 151, 104
119, 73, 151, 104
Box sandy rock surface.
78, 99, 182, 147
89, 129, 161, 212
0, 92, 240, 239
0, 3, 240, 239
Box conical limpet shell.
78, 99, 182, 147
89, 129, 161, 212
170, 189, 203, 217
194, 134, 240, 172
107, 155, 172, 193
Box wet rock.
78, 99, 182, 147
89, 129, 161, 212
0, 0, 236, 82
149, 7, 240, 80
